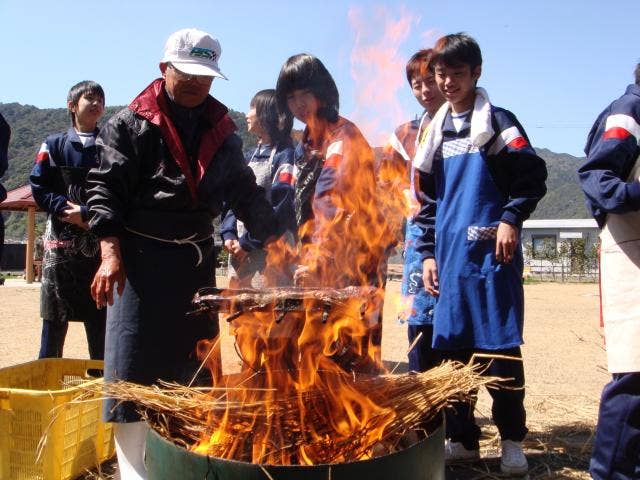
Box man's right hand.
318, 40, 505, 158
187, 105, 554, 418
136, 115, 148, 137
422, 257, 440, 296
91, 237, 126, 309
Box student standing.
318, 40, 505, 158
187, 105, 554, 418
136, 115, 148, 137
413, 33, 547, 475
275, 54, 384, 366
0, 113, 9, 269
275, 53, 380, 288
29, 81, 107, 359
385, 49, 445, 372
578, 62, 640, 480
221, 89, 296, 287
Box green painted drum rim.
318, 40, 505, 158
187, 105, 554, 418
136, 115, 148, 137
144, 415, 445, 480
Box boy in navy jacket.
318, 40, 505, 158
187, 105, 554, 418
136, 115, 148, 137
579, 62, 640, 480
30, 81, 106, 359
384, 49, 444, 372
413, 33, 547, 475
0, 113, 9, 267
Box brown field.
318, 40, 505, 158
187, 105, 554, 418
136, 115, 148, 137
0, 279, 606, 479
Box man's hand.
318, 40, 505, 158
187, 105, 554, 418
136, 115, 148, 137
495, 222, 519, 263
224, 239, 247, 261
60, 201, 88, 229
422, 257, 440, 296
91, 237, 126, 309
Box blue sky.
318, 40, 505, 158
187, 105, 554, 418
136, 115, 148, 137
1, 0, 638, 156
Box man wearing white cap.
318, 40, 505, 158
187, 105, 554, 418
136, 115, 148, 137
86, 28, 279, 479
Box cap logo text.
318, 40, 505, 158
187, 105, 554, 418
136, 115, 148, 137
190, 47, 216, 61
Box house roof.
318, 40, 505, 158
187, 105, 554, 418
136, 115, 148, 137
522, 218, 598, 229
0, 184, 41, 212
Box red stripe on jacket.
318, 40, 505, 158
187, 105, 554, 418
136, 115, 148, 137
603, 126, 631, 140
324, 153, 342, 168
278, 172, 294, 185
507, 136, 529, 150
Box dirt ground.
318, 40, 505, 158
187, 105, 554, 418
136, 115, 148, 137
0, 278, 606, 479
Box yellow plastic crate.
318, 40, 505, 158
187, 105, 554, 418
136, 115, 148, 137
0, 359, 115, 480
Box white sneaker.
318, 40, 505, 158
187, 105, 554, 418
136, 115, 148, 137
500, 440, 528, 475
445, 440, 480, 462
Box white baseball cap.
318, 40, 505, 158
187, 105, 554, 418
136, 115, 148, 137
161, 28, 228, 80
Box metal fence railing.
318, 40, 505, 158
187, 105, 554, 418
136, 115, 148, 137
524, 258, 599, 282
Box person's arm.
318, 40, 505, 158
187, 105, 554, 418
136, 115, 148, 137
413, 170, 439, 295
222, 136, 279, 248
487, 109, 548, 230
29, 138, 70, 215
311, 132, 378, 228
86, 110, 140, 239
578, 107, 640, 216
0, 113, 10, 179
485, 109, 547, 263
220, 207, 239, 243
237, 147, 297, 254
90, 236, 126, 308
414, 170, 437, 261
251, 147, 296, 240
310, 163, 340, 223
220, 206, 246, 259
87, 110, 139, 304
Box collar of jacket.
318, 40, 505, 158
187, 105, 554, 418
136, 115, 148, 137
626, 83, 640, 98
128, 78, 237, 203
65, 126, 99, 146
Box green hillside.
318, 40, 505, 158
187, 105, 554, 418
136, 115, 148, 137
0, 102, 591, 241
532, 148, 589, 219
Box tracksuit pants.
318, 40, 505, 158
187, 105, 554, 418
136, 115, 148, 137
590, 372, 640, 479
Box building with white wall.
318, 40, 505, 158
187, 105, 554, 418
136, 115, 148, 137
521, 219, 599, 280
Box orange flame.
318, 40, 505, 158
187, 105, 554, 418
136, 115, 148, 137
190, 6, 432, 465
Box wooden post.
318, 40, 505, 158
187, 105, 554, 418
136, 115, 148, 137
25, 207, 35, 283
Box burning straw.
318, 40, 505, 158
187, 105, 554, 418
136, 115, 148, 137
87, 361, 497, 466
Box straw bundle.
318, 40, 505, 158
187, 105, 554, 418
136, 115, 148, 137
88, 361, 496, 465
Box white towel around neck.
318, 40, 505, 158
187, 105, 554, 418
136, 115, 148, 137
413, 87, 494, 173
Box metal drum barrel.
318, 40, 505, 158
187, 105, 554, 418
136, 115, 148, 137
144, 417, 445, 480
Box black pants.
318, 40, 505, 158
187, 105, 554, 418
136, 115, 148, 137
103, 235, 219, 422
407, 324, 441, 372
38, 316, 106, 360
442, 346, 527, 450
590, 372, 640, 479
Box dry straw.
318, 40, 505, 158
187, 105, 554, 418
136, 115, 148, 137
82, 361, 498, 465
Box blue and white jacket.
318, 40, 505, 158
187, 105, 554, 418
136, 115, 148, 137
415, 105, 547, 260
30, 127, 100, 220
579, 84, 640, 228
220, 142, 296, 251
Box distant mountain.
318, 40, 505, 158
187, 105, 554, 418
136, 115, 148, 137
0, 102, 590, 241
532, 148, 589, 219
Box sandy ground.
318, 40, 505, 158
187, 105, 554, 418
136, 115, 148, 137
0, 278, 606, 478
